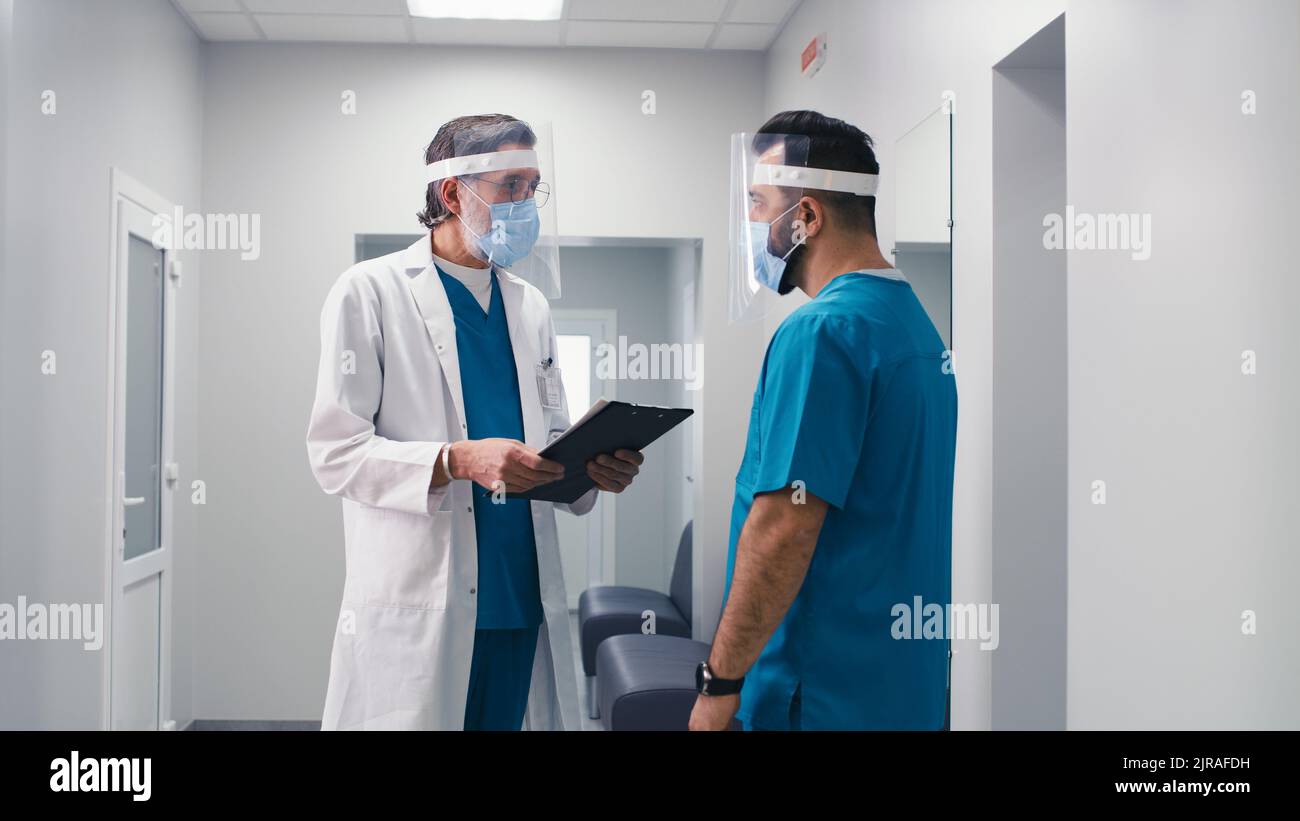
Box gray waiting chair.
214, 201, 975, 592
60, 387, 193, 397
578, 521, 692, 719
595, 633, 714, 730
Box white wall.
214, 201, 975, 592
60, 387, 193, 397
0, 0, 10, 720
992, 56, 1067, 729
194, 43, 762, 720
1065, 0, 1300, 729
0, 0, 204, 729
761, 0, 1067, 731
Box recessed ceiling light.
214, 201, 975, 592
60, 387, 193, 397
407, 0, 564, 21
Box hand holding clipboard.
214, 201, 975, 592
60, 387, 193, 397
508, 399, 694, 503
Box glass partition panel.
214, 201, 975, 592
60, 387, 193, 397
893, 103, 953, 348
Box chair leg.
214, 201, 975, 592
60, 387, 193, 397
586, 676, 600, 720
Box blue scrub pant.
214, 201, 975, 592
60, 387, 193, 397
463, 626, 540, 731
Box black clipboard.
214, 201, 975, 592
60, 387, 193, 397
508, 399, 693, 504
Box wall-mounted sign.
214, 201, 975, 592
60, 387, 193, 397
801, 32, 827, 78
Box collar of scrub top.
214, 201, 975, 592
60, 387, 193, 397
751, 163, 879, 196
425, 148, 540, 183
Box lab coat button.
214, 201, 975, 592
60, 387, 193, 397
470, 588, 476, 595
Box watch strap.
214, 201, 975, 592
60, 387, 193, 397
696, 661, 744, 696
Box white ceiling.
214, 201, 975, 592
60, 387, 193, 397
172, 0, 802, 50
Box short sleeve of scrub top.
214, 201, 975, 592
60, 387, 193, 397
748, 313, 873, 509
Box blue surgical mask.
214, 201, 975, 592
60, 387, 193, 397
747, 202, 803, 292
458, 181, 541, 267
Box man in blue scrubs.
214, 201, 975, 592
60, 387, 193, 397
690, 111, 958, 731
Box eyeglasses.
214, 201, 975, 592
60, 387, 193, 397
472, 176, 551, 208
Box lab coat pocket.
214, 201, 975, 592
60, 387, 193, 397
348, 505, 452, 611
437, 488, 455, 513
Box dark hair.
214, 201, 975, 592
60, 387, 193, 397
417, 114, 537, 230
753, 110, 879, 235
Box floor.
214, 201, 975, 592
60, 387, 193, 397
190, 613, 602, 731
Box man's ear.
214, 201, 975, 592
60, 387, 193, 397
797, 196, 825, 239
439, 178, 462, 217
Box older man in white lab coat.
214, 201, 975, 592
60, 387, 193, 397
306, 114, 642, 730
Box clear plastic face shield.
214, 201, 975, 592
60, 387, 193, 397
728, 132, 879, 322
426, 120, 562, 298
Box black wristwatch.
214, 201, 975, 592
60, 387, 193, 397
696, 661, 744, 696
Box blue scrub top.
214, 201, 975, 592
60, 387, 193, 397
439, 267, 543, 630
724, 270, 958, 730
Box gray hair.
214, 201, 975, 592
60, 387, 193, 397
417, 114, 537, 230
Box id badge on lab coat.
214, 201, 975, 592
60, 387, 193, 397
536, 362, 562, 409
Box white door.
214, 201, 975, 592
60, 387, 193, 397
552, 311, 616, 608
106, 171, 177, 731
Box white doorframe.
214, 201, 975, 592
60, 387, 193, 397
552, 309, 618, 589
680, 278, 696, 556
102, 168, 179, 731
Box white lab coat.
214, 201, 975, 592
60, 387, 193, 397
306, 233, 594, 730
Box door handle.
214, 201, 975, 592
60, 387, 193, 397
123, 496, 146, 507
